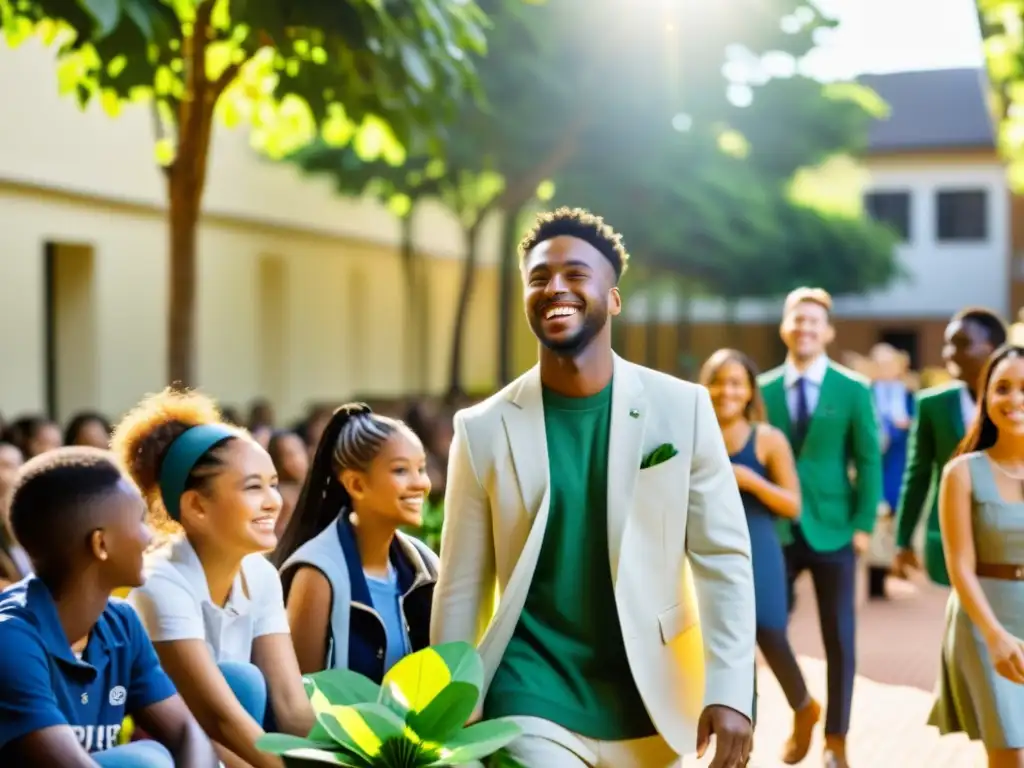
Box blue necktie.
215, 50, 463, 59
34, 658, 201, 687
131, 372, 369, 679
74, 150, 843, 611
792, 377, 810, 451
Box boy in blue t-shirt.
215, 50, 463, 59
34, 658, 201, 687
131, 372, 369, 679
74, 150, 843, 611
0, 447, 218, 767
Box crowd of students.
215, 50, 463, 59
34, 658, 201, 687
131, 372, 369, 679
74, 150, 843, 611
1, 243, 1023, 767
0, 389, 439, 767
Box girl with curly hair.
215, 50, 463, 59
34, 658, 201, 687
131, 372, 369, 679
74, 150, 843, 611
112, 389, 311, 768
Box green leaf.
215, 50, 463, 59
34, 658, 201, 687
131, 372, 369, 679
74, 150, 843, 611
326, 702, 408, 759
315, 708, 373, 760
304, 670, 382, 707
81, 0, 122, 37
407, 681, 479, 743
380, 646, 453, 713
430, 642, 484, 690
122, 0, 153, 40
257, 734, 338, 755
431, 720, 522, 765
378, 679, 412, 721
401, 44, 433, 89
281, 747, 366, 766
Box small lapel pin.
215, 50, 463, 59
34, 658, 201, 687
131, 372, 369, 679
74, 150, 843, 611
629, 409, 640, 418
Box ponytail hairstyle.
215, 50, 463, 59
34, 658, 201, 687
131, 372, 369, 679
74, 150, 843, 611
271, 403, 404, 569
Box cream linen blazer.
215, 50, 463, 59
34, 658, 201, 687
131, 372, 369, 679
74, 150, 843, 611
430, 355, 755, 755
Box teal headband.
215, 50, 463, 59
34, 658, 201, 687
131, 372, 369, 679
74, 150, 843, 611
158, 424, 236, 521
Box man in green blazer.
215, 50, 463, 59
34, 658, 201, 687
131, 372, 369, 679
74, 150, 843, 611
758, 287, 882, 768
893, 307, 1007, 586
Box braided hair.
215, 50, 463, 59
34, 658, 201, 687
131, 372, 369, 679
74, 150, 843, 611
271, 403, 405, 568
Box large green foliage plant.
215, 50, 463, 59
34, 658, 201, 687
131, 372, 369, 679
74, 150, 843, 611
257, 642, 522, 767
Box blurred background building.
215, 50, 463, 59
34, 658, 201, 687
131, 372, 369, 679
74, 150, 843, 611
620, 66, 1013, 375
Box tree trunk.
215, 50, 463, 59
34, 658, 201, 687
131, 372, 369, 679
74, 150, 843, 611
445, 222, 481, 403
497, 203, 526, 385
167, 178, 201, 387
163, 0, 227, 387
398, 213, 424, 394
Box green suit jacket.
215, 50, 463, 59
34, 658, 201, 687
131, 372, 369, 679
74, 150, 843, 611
758, 361, 883, 552
893, 382, 967, 586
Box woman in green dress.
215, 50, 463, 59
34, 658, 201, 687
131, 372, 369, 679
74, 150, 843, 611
931, 344, 1024, 768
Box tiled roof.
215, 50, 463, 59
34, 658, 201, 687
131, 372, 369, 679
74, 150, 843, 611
857, 68, 995, 152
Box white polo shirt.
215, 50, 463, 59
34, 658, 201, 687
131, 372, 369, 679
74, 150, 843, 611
127, 535, 289, 664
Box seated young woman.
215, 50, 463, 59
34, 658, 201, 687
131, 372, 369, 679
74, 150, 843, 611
271, 403, 437, 678
0, 447, 216, 768
113, 389, 312, 768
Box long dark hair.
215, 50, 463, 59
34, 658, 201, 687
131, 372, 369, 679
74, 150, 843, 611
271, 403, 403, 569
699, 348, 767, 423
955, 344, 1024, 457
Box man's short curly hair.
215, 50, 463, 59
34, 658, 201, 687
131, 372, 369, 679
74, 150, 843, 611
9, 446, 128, 568
518, 207, 630, 280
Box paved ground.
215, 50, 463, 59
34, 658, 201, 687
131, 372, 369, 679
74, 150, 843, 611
684, 571, 986, 767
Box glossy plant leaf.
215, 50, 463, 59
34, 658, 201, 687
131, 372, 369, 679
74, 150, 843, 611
329, 702, 409, 759
430, 720, 523, 765
257, 644, 519, 768
406, 681, 479, 743
282, 747, 367, 766
306, 669, 383, 707
257, 734, 344, 756
380, 645, 454, 713
428, 643, 484, 689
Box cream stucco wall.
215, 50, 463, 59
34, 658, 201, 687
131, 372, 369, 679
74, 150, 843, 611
0, 38, 505, 422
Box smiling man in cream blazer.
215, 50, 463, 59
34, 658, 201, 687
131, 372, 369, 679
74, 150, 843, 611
431, 208, 756, 768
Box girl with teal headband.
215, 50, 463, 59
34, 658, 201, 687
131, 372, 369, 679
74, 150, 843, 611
113, 389, 312, 768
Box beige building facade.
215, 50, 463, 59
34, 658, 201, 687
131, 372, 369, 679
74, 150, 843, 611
0, 38, 537, 423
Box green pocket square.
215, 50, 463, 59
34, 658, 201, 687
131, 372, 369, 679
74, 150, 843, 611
640, 443, 678, 469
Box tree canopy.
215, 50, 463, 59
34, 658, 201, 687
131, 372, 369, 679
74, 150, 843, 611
975, 0, 1024, 187
552, 3, 899, 303
1, 0, 489, 385
289, 0, 902, 391
1, 0, 487, 161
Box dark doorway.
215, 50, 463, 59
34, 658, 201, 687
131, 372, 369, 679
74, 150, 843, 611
42, 241, 97, 422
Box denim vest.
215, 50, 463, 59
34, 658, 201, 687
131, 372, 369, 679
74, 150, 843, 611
280, 514, 438, 682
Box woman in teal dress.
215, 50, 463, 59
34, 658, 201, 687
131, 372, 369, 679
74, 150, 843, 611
931, 344, 1024, 767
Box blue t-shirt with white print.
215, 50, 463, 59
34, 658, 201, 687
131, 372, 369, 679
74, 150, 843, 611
0, 577, 177, 756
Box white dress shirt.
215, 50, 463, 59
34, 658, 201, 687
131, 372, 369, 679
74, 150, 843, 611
783, 355, 829, 421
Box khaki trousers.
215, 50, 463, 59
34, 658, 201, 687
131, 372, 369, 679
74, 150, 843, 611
503, 716, 681, 768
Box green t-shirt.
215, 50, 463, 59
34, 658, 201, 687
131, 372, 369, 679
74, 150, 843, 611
483, 382, 654, 739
